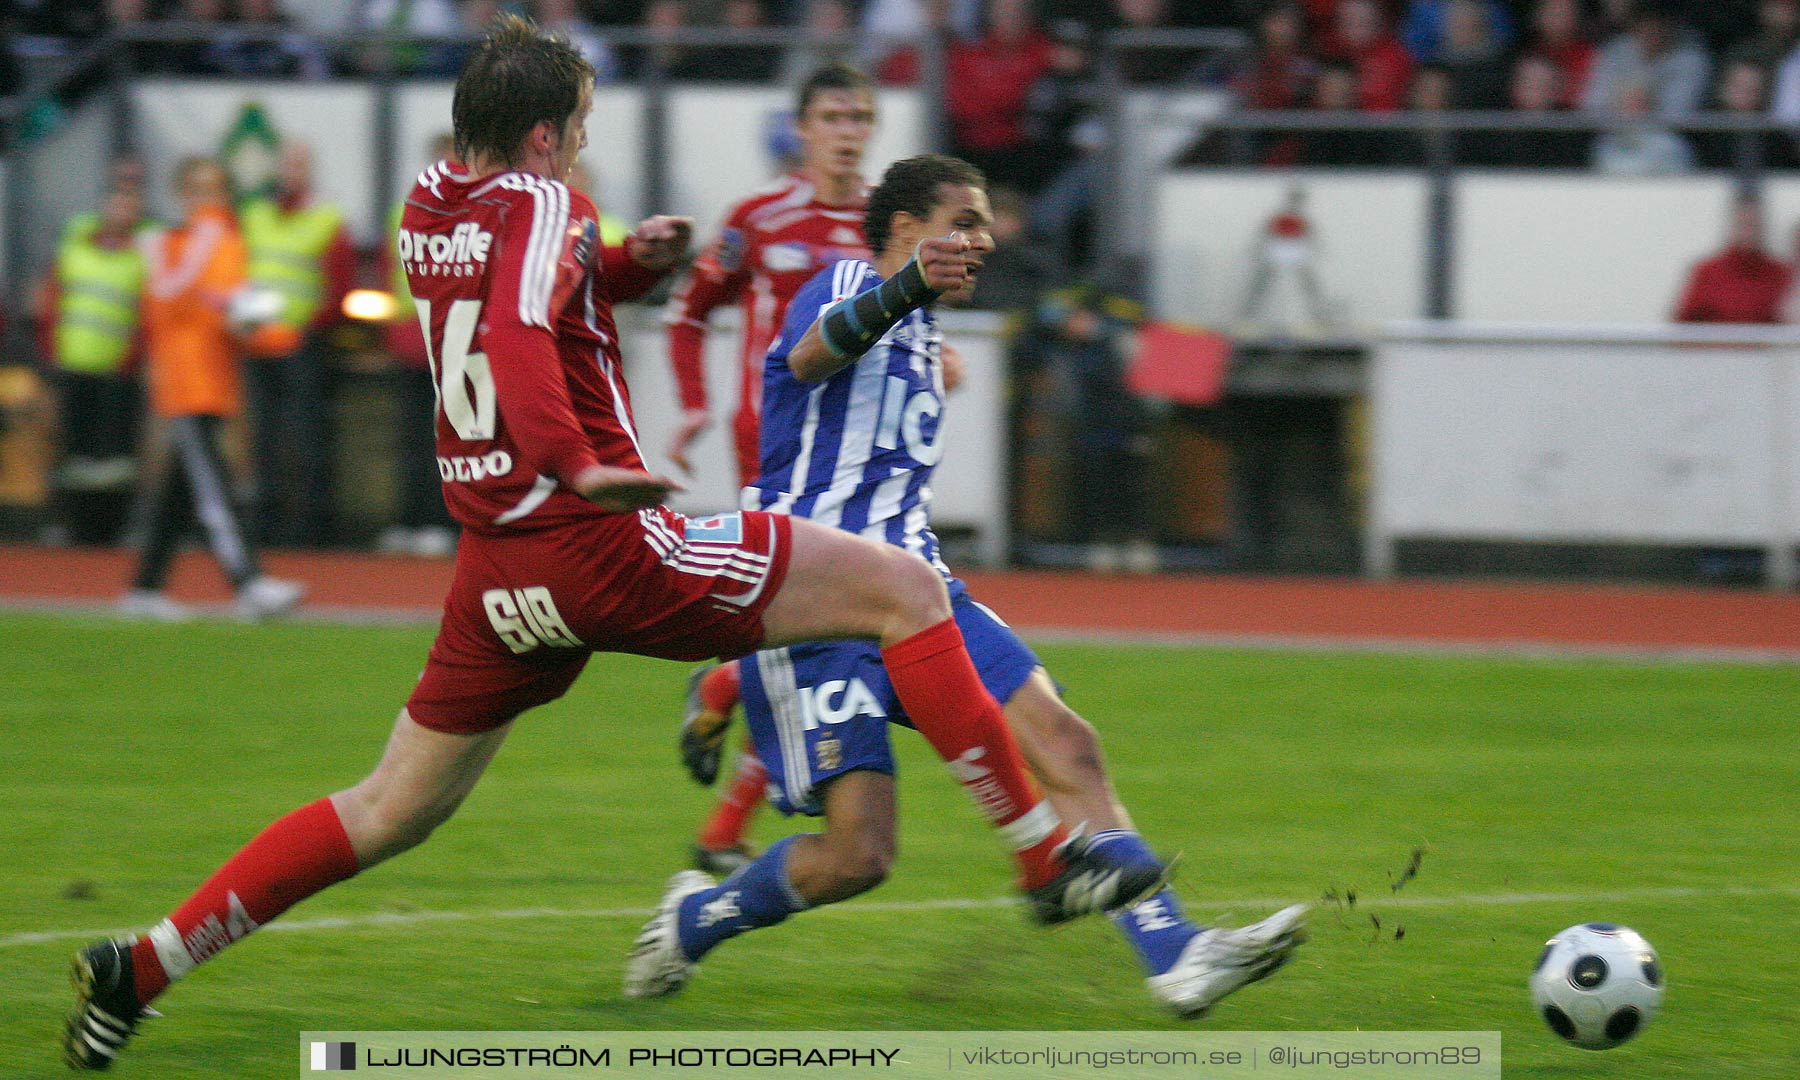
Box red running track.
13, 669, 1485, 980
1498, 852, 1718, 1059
2, 545, 1796, 659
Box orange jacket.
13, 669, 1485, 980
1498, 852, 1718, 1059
139, 203, 247, 417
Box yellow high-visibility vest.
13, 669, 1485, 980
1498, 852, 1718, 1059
241, 198, 343, 331
54, 214, 147, 375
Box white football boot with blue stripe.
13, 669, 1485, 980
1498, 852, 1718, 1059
1148, 904, 1309, 1018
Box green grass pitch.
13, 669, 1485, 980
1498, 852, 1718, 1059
1, 613, 1795, 1078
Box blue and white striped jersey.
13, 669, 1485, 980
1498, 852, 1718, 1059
745, 258, 950, 577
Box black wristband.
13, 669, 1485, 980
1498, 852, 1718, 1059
819, 257, 943, 360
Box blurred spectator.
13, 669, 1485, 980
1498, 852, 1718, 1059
1024, 20, 1101, 181
1692, 59, 1799, 170
124, 157, 302, 620
944, 0, 1054, 190
1683, 0, 1766, 55
32, 184, 148, 545
625, 0, 711, 78
1591, 80, 1693, 172
863, 0, 951, 85
865, 0, 979, 45
1728, 0, 1800, 68
108, 151, 149, 197
1387, 63, 1460, 166
0, 20, 22, 100
1467, 52, 1590, 166
967, 185, 1063, 313
1437, 0, 1510, 107
780, 0, 855, 83
1235, 1, 1316, 110
1108, 0, 1201, 84
1296, 0, 1346, 31
1020, 26, 1109, 263
1025, 277, 1157, 573
239, 140, 354, 548
148, 0, 233, 75
10, 0, 108, 40
1321, 0, 1415, 111
1592, 0, 1635, 39
353, 0, 466, 76
1296, 58, 1394, 164
1765, 16, 1800, 125
1674, 193, 1791, 322
378, 134, 459, 559
205, 0, 333, 79
1582, 1, 1711, 119
1526, 0, 1595, 107
695, 0, 781, 81
1399, 0, 1513, 64
536, 0, 621, 80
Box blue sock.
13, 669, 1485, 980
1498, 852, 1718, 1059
1085, 828, 1163, 871
1086, 831, 1195, 975
675, 834, 810, 961
1110, 887, 1202, 975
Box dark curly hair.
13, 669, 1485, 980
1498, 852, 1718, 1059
864, 154, 986, 254
452, 14, 594, 168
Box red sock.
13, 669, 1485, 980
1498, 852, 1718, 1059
130, 798, 359, 1004
882, 618, 1067, 888
698, 660, 742, 713
698, 745, 768, 850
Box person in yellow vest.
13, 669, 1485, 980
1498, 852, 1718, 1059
31, 185, 148, 545
239, 139, 355, 548
123, 156, 304, 621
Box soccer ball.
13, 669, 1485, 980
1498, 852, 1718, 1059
226, 285, 284, 332
1529, 923, 1664, 1050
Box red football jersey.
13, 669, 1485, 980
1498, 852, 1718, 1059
399, 161, 664, 533
666, 173, 871, 476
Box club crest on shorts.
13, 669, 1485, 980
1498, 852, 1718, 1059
685, 513, 745, 544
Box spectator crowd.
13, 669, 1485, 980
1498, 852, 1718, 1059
8, 2, 1800, 175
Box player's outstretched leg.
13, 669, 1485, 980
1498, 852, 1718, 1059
999, 672, 1171, 923
627, 771, 894, 999
758, 520, 1114, 900
60, 710, 509, 1069
680, 659, 766, 874
999, 671, 1307, 1011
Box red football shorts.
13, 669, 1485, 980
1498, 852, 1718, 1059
406, 507, 792, 735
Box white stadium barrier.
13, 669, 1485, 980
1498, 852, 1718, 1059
1369, 322, 1800, 588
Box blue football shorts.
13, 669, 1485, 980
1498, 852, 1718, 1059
739, 580, 1041, 816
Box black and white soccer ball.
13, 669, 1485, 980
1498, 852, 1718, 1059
1530, 923, 1664, 1050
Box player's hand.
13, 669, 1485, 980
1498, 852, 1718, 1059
679, 707, 733, 786
626, 215, 694, 272
570, 464, 684, 512
940, 340, 966, 393
668, 408, 712, 475
917, 231, 975, 293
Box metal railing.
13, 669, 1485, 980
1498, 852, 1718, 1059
10, 23, 1800, 325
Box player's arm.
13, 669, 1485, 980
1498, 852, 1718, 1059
786, 233, 972, 382
599, 214, 693, 302
664, 210, 756, 468
483, 189, 679, 511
